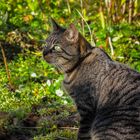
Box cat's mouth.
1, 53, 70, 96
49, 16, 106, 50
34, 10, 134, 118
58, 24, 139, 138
43, 54, 51, 62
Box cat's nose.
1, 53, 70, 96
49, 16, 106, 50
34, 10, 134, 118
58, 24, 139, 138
43, 47, 49, 56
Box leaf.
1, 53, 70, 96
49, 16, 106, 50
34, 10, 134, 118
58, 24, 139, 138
99, 8, 105, 29
27, 0, 38, 11
2, 12, 8, 23
112, 34, 123, 42
121, 0, 126, 5
23, 15, 33, 23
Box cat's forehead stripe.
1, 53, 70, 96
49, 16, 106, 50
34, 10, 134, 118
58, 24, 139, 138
47, 33, 59, 46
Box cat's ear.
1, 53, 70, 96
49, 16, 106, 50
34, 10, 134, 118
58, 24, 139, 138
65, 24, 79, 43
50, 18, 62, 31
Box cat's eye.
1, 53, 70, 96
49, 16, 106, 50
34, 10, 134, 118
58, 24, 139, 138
54, 45, 62, 52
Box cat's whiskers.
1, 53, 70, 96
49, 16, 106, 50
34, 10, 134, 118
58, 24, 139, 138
54, 63, 64, 73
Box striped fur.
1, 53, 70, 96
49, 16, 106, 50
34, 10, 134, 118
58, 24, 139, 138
43, 20, 140, 140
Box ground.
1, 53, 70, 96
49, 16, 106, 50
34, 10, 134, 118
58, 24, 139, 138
0, 104, 79, 140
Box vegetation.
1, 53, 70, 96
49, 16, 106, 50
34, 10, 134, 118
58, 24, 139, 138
0, 0, 140, 139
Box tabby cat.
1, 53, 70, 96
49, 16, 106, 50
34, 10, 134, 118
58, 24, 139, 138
43, 19, 140, 140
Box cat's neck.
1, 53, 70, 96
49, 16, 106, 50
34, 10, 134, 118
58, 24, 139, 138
64, 68, 79, 84
63, 49, 97, 84
64, 47, 111, 84
65, 34, 93, 74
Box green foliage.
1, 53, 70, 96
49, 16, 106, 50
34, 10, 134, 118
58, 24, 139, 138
34, 130, 77, 140
0, 53, 72, 112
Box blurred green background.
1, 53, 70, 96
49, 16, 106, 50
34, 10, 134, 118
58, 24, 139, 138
0, 0, 140, 139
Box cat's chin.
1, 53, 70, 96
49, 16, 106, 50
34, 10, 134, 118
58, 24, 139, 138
44, 60, 54, 65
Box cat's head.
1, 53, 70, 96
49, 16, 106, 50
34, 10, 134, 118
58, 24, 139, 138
43, 18, 92, 73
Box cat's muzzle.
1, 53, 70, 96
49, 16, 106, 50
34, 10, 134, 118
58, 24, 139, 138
43, 47, 52, 57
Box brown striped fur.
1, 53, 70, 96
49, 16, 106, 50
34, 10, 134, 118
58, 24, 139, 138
43, 19, 140, 140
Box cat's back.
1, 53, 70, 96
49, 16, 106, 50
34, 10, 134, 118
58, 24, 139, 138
86, 48, 140, 107
91, 106, 140, 140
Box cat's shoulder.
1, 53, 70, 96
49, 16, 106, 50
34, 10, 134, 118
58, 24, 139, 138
83, 47, 111, 64
85, 47, 140, 75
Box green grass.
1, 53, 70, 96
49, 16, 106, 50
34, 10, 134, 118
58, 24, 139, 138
34, 130, 77, 140
0, 53, 73, 112
0, 53, 76, 139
